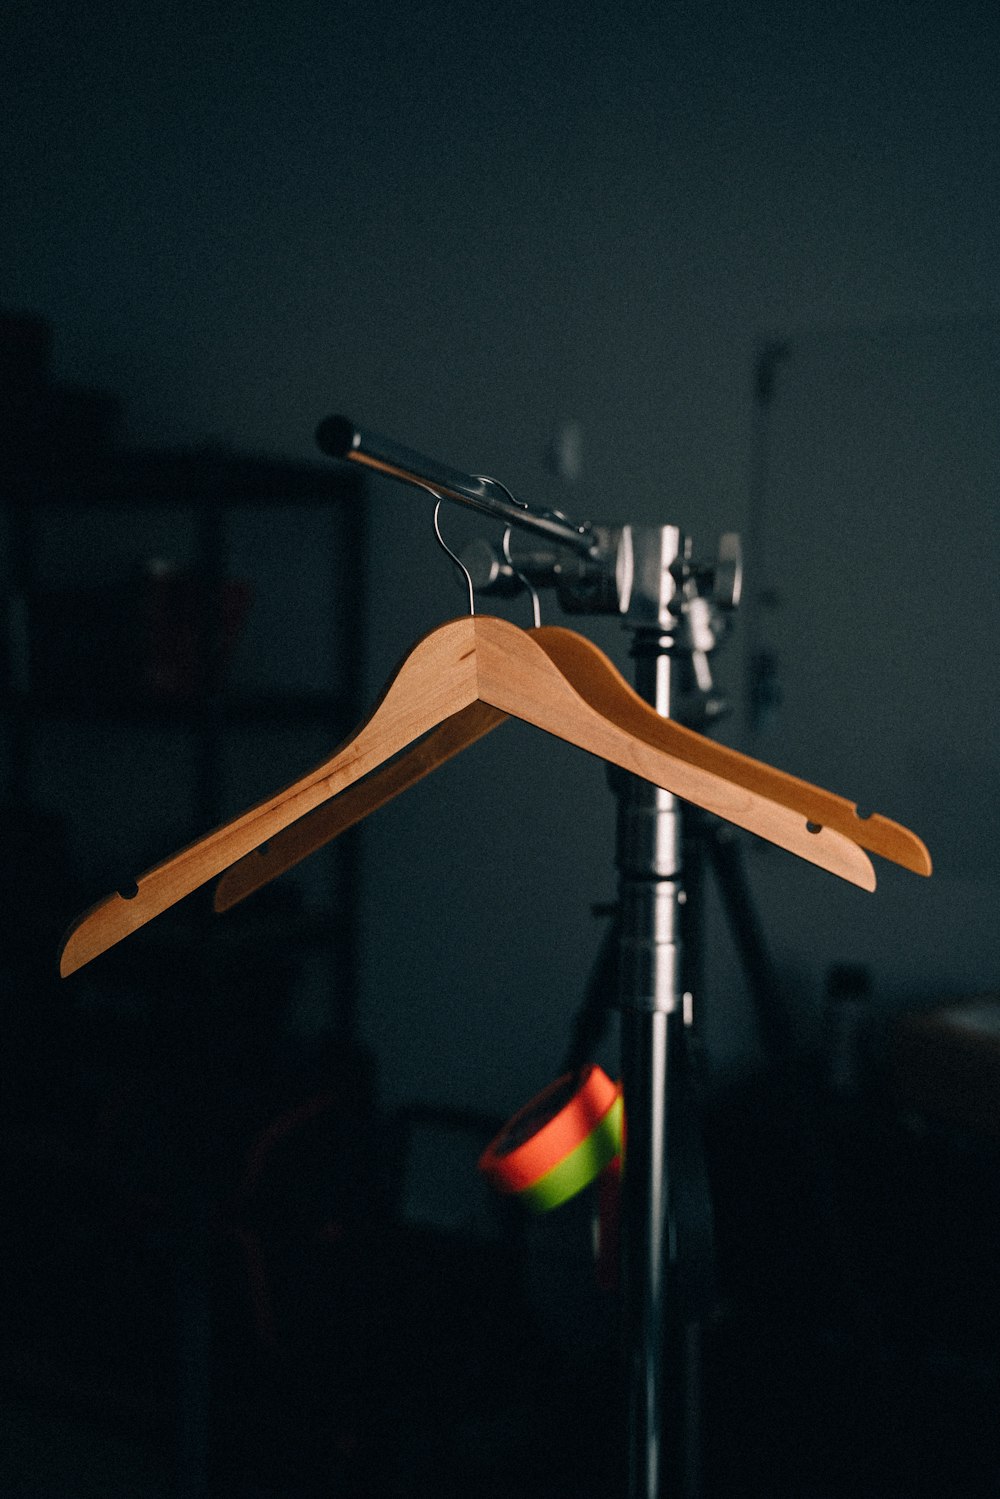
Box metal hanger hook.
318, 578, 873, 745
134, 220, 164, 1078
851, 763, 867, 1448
502, 526, 542, 628
431, 495, 476, 616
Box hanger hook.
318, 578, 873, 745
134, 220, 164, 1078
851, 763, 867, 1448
475, 473, 539, 626
431, 495, 476, 616
502, 526, 542, 628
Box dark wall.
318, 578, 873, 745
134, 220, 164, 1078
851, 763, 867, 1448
3, 0, 998, 1111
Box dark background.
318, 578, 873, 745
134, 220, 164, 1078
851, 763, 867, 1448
2, 2, 999, 1495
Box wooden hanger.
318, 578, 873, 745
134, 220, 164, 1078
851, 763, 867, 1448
213, 624, 930, 914
59, 615, 927, 977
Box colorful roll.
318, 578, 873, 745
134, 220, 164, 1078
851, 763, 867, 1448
478, 1065, 624, 1212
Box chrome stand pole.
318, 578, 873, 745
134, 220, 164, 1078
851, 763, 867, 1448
617, 552, 686, 1499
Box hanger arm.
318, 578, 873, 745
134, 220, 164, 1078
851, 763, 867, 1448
533, 627, 932, 877
59, 618, 483, 976
213, 701, 506, 913
470, 618, 879, 889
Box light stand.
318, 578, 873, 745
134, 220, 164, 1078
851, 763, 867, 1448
317, 418, 743, 1499
601, 527, 738, 1499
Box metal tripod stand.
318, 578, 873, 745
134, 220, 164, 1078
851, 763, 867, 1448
316, 416, 749, 1499
497, 520, 762, 1499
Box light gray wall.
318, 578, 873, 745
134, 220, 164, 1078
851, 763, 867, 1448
4, 0, 997, 1110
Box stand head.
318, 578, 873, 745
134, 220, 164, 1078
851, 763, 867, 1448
461, 525, 742, 729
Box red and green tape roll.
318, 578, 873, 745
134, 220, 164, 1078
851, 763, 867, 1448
478, 1065, 623, 1212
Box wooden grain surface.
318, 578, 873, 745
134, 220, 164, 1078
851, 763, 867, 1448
58, 615, 928, 976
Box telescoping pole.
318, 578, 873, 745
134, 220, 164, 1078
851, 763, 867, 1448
615, 527, 687, 1499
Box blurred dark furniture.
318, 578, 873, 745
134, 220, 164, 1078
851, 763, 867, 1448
1, 311, 374, 1495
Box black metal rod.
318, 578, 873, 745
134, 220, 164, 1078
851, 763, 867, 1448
316, 414, 598, 556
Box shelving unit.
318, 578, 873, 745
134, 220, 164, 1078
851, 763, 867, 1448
0, 314, 373, 1493
2, 422, 369, 1012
